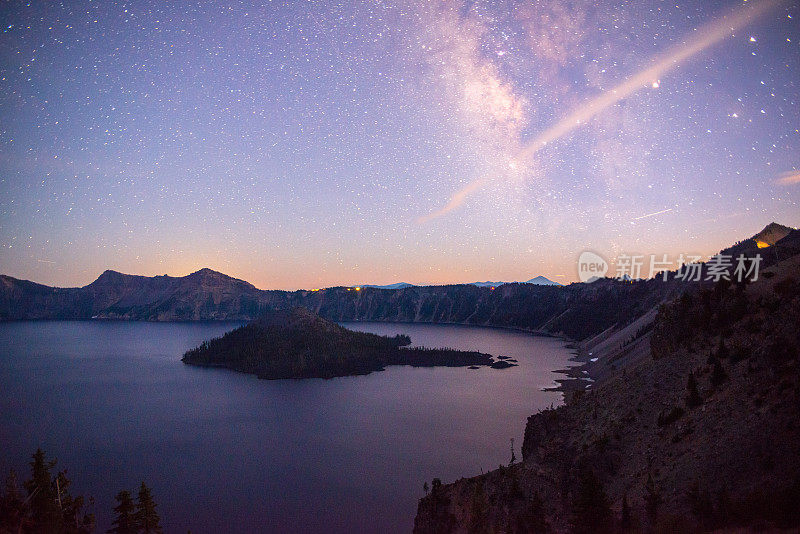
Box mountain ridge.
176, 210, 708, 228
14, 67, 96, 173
0, 268, 677, 342
1, 223, 794, 340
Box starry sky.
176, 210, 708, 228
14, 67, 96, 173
1, 0, 798, 290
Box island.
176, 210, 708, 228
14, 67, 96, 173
181, 307, 516, 379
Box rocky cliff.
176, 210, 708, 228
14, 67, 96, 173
413, 253, 800, 533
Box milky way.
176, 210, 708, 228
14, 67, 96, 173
1, 0, 798, 289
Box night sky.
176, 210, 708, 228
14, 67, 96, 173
1, 0, 798, 290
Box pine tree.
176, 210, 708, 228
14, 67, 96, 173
685, 371, 702, 408
135, 482, 162, 533
24, 448, 61, 529
711, 357, 727, 387
468, 479, 488, 534
109, 490, 137, 534
644, 473, 662, 526
0, 470, 25, 532
687, 481, 714, 529
620, 493, 632, 530
21, 449, 93, 533
513, 491, 551, 534
570, 468, 613, 534
2, 470, 21, 504
716, 338, 730, 360
54, 468, 94, 533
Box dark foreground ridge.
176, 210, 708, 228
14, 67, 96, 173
181, 307, 513, 379
413, 237, 800, 532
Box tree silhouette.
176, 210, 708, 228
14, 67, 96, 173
6, 448, 95, 533
644, 472, 662, 526
468, 479, 488, 534
25, 448, 60, 528
0, 451, 167, 534
135, 482, 162, 534
685, 371, 702, 408
621, 493, 632, 530
109, 490, 137, 534
512, 491, 551, 533
716, 338, 730, 360
711, 357, 727, 387
570, 468, 613, 534
0, 470, 25, 532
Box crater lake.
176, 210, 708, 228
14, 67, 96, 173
0, 320, 574, 533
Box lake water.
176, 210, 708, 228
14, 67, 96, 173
0, 320, 574, 533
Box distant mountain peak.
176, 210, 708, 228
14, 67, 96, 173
89, 269, 130, 286
524, 276, 562, 286
186, 268, 246, 282
184, 268, 258, 291
97, 269, 127, 278
752, 222, 794, 247
472, 281, 505, 287
190, 267, 225, 276
358, 282, 415, 290
472, 276, 563, 287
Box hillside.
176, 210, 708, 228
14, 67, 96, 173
413, 251, 800, 532
181, 307, 507, 379
0, 268, 269, 321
